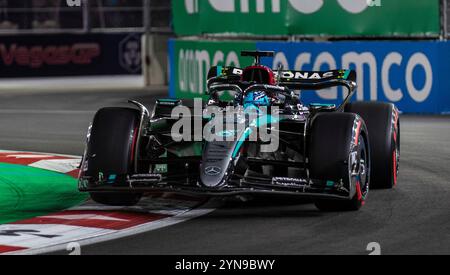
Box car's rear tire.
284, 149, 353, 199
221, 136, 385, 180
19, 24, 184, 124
84, 107, 143, 206
309, 113, 370, 212
345, 102, 400, 189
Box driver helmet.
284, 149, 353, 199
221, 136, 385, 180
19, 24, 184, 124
243, 91, 270, 109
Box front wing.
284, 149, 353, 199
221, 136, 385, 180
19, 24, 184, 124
79, 173, 353, 200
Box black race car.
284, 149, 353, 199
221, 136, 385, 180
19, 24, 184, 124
78, 51, 400, 211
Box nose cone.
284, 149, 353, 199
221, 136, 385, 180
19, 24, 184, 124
200, 141, 237, 188
201, 164, 227, 188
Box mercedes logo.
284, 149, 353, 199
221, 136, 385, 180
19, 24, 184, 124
205, 166, 222, 176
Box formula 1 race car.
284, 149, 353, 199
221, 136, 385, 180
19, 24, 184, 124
78, 51, 400, 211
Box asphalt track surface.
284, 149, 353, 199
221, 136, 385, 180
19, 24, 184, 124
0, 88, 449, 255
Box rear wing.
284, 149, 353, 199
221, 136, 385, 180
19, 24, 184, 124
207, 66, 356, 88
206, 66, 356, 100
275, 69, 357, 90
207, 66, 242, 81
206, 66, 357, 110
274, 69, 357, 110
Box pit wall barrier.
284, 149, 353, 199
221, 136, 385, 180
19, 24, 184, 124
169, 39, 450, 114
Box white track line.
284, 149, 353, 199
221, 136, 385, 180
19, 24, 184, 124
8, 200, 218, 255
0, 149, 82, 159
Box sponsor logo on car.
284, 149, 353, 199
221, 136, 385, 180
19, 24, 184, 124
272, 177, 309, 187
274, 71, 337, 80
204, 166, 222, 176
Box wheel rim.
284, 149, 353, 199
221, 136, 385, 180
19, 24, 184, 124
393, 144, 400, 186
350, 135, 369, 202
392, 117, 400, 187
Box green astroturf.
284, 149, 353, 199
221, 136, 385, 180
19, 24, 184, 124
0, 163, 88, 224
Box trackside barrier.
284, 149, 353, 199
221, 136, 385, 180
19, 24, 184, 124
169, 39, 450, 114
173, 0, 440, 37
0, 33, 143, 78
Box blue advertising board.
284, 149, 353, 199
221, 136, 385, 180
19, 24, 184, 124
169, 39, 450, 114
257, 41, 449, 114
